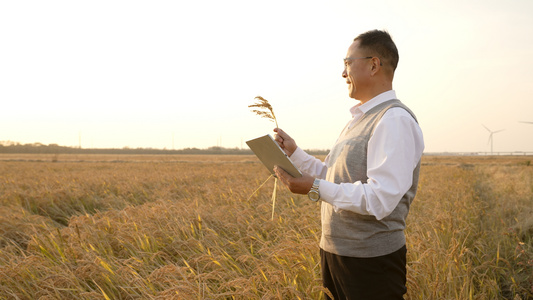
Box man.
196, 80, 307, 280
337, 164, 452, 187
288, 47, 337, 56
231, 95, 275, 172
273, 30, 424, 299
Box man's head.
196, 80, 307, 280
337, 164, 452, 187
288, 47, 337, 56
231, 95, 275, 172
342, 30, 398, 102
354, 30, 399, 75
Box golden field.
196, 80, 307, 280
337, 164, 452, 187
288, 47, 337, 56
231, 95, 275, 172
0, 154, 532, 299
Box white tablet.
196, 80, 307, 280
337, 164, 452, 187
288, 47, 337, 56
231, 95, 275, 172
246, 134, 302, 178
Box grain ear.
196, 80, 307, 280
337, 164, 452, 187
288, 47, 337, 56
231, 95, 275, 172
248, 96, 278, 128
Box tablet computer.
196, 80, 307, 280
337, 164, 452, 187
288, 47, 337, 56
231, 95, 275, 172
246, 134, 302, 178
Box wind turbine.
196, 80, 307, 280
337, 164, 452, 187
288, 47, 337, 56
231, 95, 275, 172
482, 124, 505, 155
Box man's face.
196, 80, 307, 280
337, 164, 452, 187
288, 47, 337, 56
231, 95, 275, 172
342, 41, 371, 100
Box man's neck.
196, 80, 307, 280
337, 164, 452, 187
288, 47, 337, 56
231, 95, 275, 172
358, 83, 393, 104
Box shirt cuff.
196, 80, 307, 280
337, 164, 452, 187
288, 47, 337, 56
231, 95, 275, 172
317, 179, 336, 205
288, 147, 308, 168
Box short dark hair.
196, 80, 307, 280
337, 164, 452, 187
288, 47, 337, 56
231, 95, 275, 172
354, 30, 399, 73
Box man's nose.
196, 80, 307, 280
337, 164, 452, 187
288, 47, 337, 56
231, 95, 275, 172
342, 69, 347, 78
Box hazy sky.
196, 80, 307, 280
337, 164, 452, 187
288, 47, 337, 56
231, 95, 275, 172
1, 0, 533, 153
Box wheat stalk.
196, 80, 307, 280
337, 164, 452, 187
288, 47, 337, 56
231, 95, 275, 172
249, 96, 279, 220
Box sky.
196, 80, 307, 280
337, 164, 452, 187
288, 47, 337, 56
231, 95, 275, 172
1, 0, 533, 153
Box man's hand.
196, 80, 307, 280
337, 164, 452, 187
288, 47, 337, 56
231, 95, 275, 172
274, 166, 315, 195
273, 128, 297, 157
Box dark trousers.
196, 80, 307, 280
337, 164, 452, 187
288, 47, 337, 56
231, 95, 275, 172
321, 245, 407, 300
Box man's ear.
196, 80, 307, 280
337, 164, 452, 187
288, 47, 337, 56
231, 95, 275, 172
370, 57, 381, 75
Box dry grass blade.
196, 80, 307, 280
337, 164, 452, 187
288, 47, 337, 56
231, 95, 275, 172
249, 96, 278, 128
271, 178, 277, 221
246, 175, 273, 202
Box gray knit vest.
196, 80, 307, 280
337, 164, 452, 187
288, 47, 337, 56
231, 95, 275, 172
320, 99, 421, 258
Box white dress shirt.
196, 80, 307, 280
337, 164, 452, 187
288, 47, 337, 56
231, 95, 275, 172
290, 90, 424, 220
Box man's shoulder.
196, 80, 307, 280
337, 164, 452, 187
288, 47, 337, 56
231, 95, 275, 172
380, 101, 418, 123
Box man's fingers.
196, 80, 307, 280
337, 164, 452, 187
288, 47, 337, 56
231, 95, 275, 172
273, 128, 282, 141
273, 165, 284, 178
274, 166, 290, 184
274, 128, 289, 140
275, 166, 315, 195
274, 128, 294, 152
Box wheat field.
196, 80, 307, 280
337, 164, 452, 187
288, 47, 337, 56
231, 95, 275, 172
0, 154, 532, 299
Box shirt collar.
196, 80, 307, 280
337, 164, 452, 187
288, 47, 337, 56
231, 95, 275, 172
349, 90, 397, 117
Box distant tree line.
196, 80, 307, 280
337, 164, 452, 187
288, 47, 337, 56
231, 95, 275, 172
0, 142, 329, 156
